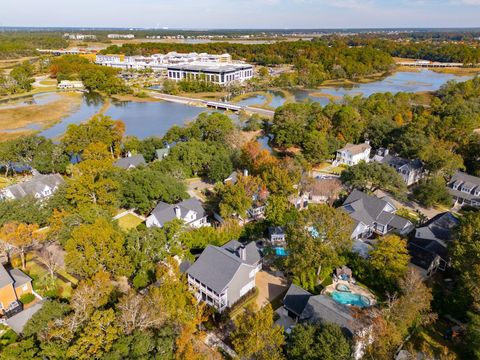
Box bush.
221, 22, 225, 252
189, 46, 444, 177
19, 293, 36, 305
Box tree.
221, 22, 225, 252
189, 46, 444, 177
340, 161, 407, 198
36, 244, 62, 280
206, 151, 233, 183
332, 105, 365, 143
218, 182, 253, 219
10, 61, 34, 91
265, 194, 290, 226
23, 300, 70, 338
419, 140, 464, 177
369, 235, 410, 291
65, 218, 133, 277
302, 130, 331, 164
413, 176, 452, 208
287, 322, 352, 360
467, 312, 480, 360
67, 309, 120, 360
0, 222, 46, 269
231, 304, 285, 360
286, 205, 353, 290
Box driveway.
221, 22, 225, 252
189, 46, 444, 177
255, 270, 289, 309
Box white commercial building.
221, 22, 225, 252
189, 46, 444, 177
107, 34, 135, 39
166, 63, 253, 85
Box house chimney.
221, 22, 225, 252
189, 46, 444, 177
243, 169, 249, 177
384, 148, 389, 156
127, 151, 132, 157
239, 246, 246, 261
365, 140, 370, 145
174, 206, 181, 219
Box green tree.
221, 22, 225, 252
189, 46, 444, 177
231, 304, 285, 360
413, 176, 452, 208
286, 205, 353, 290
340, 161, 407, 198
419, 140, 464, 177
65, 218, 133, 277
265, 194, 290, 226
369, 235, 410, 291
287, 322, 352, 360
23, 300, 70, 338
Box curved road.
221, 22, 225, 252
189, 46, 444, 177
148, 92, 275, 117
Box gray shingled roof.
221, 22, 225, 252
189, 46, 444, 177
222, 240, 262, 267
1, 174, 64, 199
342, 190, 412, 231
10, 269, 32, 288
338, 142, 371, 156
300, 295, 355, 335
186, 245, 247, 294
150, 198, 206, 225
114, 155, 146, 169
283, 284, 312, 317
0, 264, 13, 288
448, 171, 480, 202
415, 212, 459, 244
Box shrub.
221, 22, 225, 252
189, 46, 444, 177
19, 293, 36, 305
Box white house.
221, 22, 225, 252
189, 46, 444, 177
334, 142, 371, 166
0, 174, 64, 201
57, 80, 85, 91
146, 198, 209, 228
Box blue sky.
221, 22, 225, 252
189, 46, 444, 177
1, 0, 480, 28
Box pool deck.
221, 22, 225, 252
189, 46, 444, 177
323, 279, 376, 306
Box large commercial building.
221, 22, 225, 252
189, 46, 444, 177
166, 63, 253, 85
107, 34, 135, 39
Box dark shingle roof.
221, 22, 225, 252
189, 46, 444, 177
150, 198, 206, 225
300, 295, 355, 335
114, 155, 146, 169
283, 284, 312, 317
0, 264, 13, 288
415, 212, 459, 245
10, 269, 32, 288
186, 245, 247, 294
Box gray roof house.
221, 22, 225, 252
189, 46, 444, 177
342, 190, 414, 239
269, 226, 286, 245
372, 148, 424, 186
408, 212, 460, 278
0, 174, 64, 201
114, 154, 147, 169
447, 171, 480, 208
282, 283, 368, 360
146, 198, 208, 228
156, 146, 171, 160
186, 242, 261, 311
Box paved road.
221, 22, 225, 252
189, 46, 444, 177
149, 92, 275, 117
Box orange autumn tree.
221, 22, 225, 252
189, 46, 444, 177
0, 222, 46, 269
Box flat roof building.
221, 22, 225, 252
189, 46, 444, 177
167, 63, 253, 85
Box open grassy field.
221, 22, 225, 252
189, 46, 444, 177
0, 92, 82, 140
116, 212, 144, 230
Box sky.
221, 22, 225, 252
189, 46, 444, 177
1, 0, 480, 29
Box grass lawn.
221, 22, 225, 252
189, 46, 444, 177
11, 253, 74, 299
0, 177, 11, 189
116, 212, 144, 230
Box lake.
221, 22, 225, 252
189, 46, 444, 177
2, 69, 474, 140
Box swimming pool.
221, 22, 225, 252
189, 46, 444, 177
274, 247, 288, 256
331, 291, 371, 307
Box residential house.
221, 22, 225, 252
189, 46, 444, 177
0, 174, 64, 201
334, 142, 371, 166
57, 80, 85, 91
146, 198, 209, 228
447, 171, 480, 207
408, 212, 460, 278
186, 241, 261, 311
304, 178, 343, 205
372, 148, 424, 186
0, 264, 34, 318
114, 154, 147, 170
342, 190, 414, 239
155, 148, 170, 160
268, 226, 286, 246
282, 283, 369, 360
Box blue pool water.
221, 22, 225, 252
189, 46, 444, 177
331, 291, 371, 307
274, 247, 288, 256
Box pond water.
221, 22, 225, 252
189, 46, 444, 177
293, 70, 475, 105
257, 135, 272, 152
5, 70, 474, 140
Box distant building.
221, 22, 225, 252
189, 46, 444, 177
408, 212, 460, 277
447, 171, 480, 207
57, 80, 85, 91
113, 154, 146, 170
63, 33, 96, 40
342, 190, 414, 239
155, 148, 170, 160
372, 148, 424, 186
107, 34, 135, 39
166, 63, 253, 85
146, 198, 209, 228
0, 174, 64, 201
335, 142, 371, 166
186, 241, 261, 311
269, 226, 286, 245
